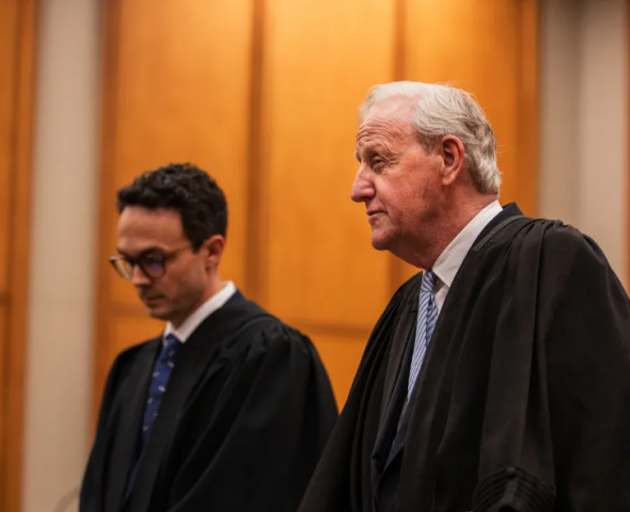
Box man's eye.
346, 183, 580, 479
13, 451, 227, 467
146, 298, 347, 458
142, 254, 164, 265
141, 254, 165, 273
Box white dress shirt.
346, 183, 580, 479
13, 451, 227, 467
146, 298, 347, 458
431, 201, 503, 313
163, 281, 237, 343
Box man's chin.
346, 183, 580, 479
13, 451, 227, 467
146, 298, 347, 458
145, 305, 171, 322
371, 234, 391, 251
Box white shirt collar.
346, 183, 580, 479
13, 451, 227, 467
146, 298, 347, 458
432, 200, 503, 290
163, 281, 237, 343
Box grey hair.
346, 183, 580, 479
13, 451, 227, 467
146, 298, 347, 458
359, 81, 500, 194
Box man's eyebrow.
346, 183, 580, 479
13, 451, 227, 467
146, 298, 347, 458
360, 144, 389, 158
116, 246, 164, 258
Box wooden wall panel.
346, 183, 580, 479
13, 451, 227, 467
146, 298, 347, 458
260, 0, 395, 330
0, 0, 37, 509
109, 0, 253, 306
96, 0, 254, 399
405, 0, 520, 204
0, 0, 19, 297
394, 0, 539, 285
97, 0, 538, 409
309, 332, 368, 405
111, 313, 164, 357
402, 0, 538, 213
0, 302, 6, 506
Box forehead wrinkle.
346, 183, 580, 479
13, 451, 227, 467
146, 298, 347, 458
356, 116, 414, 156
355, 122, 412, 162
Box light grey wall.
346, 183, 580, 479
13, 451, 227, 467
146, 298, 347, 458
540, 0, 582, 226
22, 0, 102, 510
540, 0, 628, 282
579, 0, 628, 281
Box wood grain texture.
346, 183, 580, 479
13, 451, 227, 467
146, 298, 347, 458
96, 0, 539, 409
245, 0, 267, 302
109, 0, 253, 306
391, 0, 540, 288
307, 333, 368, 406
260, 0, 396, 329
0, 0, 37, 509
95, 0, 254, 413
0, 0, 19, 298
110, 314, 165, 357
94, 0, 123, 427
516, 0, 540, 218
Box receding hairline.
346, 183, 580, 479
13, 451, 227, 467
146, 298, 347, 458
359, 93, 423, 124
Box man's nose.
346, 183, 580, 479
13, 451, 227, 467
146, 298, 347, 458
130, 264, 151, 286
350, 166, 375, 203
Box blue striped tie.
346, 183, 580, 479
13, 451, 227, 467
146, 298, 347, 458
408, 271, 438, 396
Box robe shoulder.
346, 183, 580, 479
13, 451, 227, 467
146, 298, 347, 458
203, 305, 330, 376
519, 219, 628, 302
374, 270, 424, 325
98, 338, 160, 403
539, 220, 619, 271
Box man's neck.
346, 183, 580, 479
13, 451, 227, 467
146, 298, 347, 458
169, 274, 224, 329
400, 195, 498, 269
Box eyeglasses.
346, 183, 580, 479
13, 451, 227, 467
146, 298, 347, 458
109, 245, 192, 280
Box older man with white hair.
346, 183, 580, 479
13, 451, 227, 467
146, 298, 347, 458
299, 82, 630, 512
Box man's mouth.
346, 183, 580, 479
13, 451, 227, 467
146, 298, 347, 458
141, 295, 163, 304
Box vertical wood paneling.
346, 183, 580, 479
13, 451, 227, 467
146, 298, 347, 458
245, 0, 267, 302
0, 0, 37, 509
97, 0, 538, 409
0, 0, 19, 301
260, 0, 395, 330
95, 0, 122, 424
517, 0, 540, 218
111, 0, 253, 305
405, 0, 520, 205
96, 0, 254, 403
392, 0, 539, 286
310, 332, 371, 404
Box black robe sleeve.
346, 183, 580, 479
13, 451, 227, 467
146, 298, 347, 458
298, 279, 420, 512
80, 345, 144, 511
160, 322, 338, 512
473, 222, 630, 511
300, 217, 630, 512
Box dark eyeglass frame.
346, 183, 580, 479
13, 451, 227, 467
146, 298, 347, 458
109, 244, 192, 280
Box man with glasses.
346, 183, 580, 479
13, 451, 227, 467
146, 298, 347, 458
80, 163, 338, 512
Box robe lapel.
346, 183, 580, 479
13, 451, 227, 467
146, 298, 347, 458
379, 277, 421, 423
378, 204, 521, 423
396, 204, 527, 510
377, 204, 521, 426
475, 203, 523, 242
127, 299, 269, 511
370, 276, 422, 499
105, 340, 160, 512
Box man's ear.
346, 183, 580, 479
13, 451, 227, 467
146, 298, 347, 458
202, 234, 225, 270
439, 136, 466, 186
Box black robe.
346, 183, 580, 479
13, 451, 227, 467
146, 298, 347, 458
81, 295, 338, 512
299, 205, 630, 512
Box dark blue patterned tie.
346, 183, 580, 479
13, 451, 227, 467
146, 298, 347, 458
140, 333, 181, 448
125, 333, 181, 500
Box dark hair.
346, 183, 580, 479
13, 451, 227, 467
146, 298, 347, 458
117, 163, 227, 250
